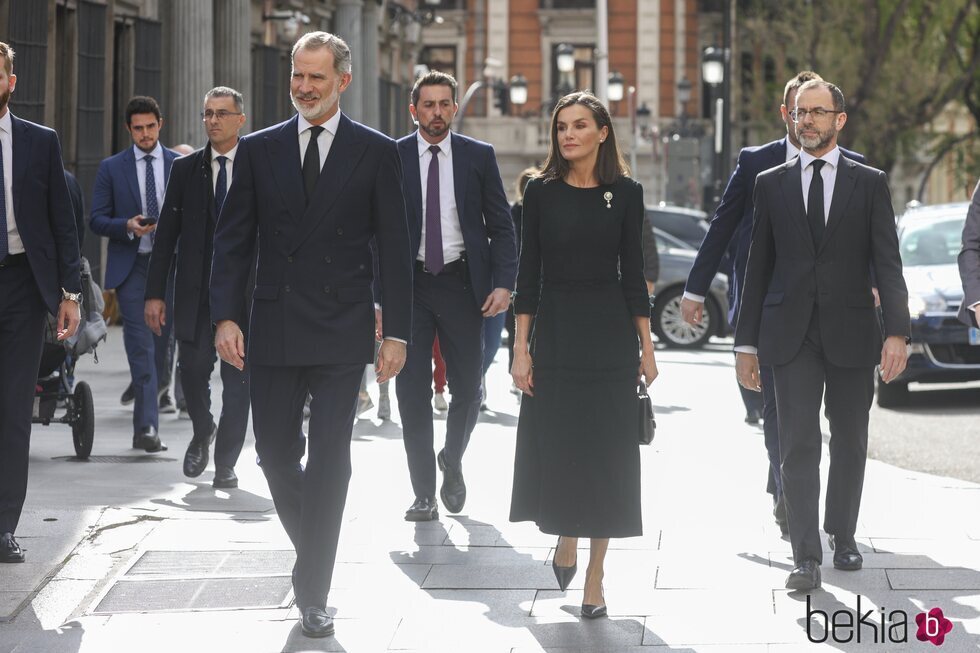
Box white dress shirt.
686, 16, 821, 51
416, 131, 464, 264
0, 110, 22, 255
298, 110, 341, 172
133, 142, 166, 254
211, 141, 239, 197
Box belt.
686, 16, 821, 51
415, 257, 465, 276
0, 252, 28, 268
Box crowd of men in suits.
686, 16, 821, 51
2, 29, 980, 638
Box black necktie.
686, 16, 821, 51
214, 155, 228, 217
807, 159, 826, 247
303, 125, 324, 204
0, 137, 7, 261
424, 145, 444, 274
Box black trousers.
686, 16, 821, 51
249, 361, 362, 610
0, 262, 48, 534
395, 267, 483, 500
772, 307, 874, 564
761, 363, 782, 498
177, 302, 250, 467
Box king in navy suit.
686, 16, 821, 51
0, 42, 81, 563
211, 32, 412, 639
680, 72, 865, 533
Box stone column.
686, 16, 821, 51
213, 0, 253, 131
166, 0, 215, 147
334, 0, 364, 122
360, 1, 381, 130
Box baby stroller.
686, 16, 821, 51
33, 257, 107, 459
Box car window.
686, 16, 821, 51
653, 228, 691, 252
899, 218, 963, 266
648, 210, 708, 246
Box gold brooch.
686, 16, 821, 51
604, 191, 613, 209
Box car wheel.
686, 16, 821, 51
651, 287, 717, 349
875, 372, 909, 408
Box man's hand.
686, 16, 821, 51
481, 288, 511, 318
375, 339, 407, 384
126, 215, 156, 237
215, 320, 245, 371
144, 299, 167, 336
374, 306, 383, 341
55, 299, 81, 341
879, 335, 909, 384
736, 352, 762, 392
680, 297, 704, 326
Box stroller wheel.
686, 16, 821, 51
71, 382, 94, 459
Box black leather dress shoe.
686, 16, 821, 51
786, 558, 821, 590
404, 496, 439, 522
745, 408, 762, 425
773, 495, 788, 536
299, 606, 335, 638
829, 534, 863, 571
120, 383, 134, 406
135, 426, 167, 453
437, 449, 466, 514
213, 465, 239, 489
183, 423, 216, 478
0, 533, 25, 563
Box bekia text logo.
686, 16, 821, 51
916, 607, 953, 646
806, 595, 953, 645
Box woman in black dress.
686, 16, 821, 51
510, 92, 658, 618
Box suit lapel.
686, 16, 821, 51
199, 144, 215, 222
451, 133, 468, 224
777, 159, 816, 255
289, 113, 366, 254
400, 137, 423, 239
121, 147, 143, 213
264, 115, 306, 224
820, 157, 858, 252
9, 115, 30, 219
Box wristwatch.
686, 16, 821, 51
62, 288, 82, 303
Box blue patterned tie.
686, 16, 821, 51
0, 137, 7, 261
214, 155, 228, 217
144, 154, 159, 219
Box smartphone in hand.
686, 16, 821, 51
139, 216, 157, 226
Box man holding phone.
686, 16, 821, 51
90, 96, 178, 451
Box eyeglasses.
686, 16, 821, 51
790, 107, 843, 122
201, 110, 243, 120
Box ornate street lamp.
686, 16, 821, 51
607, 71, 625, 103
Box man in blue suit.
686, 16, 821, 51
679, 72, 865, 533
0, 42, 81, 563
90, 96, 177, 452
395, 71, 517, 521
212, 32, 412, 638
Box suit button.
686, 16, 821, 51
285, 285, 291, 293
323, 285, 331, 294
287, 256, 293, 263
325, 256, 332, 263
336, 227, 344, 235
274, 230, 281, 236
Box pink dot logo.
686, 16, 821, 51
915, 607, 953, 646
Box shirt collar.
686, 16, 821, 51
133, 141, 163, 161
799, 145, 840, 171
785, 139, 800, 162
0, 110, 11, 135
298, 110, 341, 138
211, 140, 239, 163
417, 130, 451, 158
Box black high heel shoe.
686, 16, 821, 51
581, 583, 607, 619
551, 536, 577, 592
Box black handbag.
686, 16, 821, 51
638, 384, 656, 445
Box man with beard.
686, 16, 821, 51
394, 71, 516, 522
90, 96, 178, 453
0, 41, 81, 563
735, 80, 910, 590
145, 87, 251, 488
211, 32, 411, 638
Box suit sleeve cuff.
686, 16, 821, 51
734, 346, 758, 355
683, 291, 706, 303
384, 337, 407, 344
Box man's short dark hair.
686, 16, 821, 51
783, 71, 823, 107
125, 96, 162, 125
204, 86, 244, 113
0, 42, 15, 76
796, 79, 846, 113
411, 71, 458, 107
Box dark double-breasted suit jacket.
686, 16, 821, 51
957, 179, 980, 328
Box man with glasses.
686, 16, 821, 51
735, 80, 910, 590
145, 87, 250, 488
680, 72, 864, 535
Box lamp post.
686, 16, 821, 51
676, 77, 692, 135
455, 71, 528, 135
702, 46, 725, 207
555, 43, 575, 99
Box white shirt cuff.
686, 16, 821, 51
384, 337, 407, 344
127, 231, 135, 240
970, 301, 980, 309
734, 346, 758, 355
683, 291, 705, 303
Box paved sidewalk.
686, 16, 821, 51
1, 326, 980, 652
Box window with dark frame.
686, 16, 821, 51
550, 43, 595, 97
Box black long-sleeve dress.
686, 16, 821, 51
509, 175, 649, 538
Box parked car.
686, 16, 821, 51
876, 201, 979, 407
649, 227, 730, 348
646, 203, 709, 249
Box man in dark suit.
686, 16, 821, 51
146, 86, 250, 488
90, 96, 177, 452
958, 179, 980, 328
680, 72, 866, 533
212, 32, 412, 638
394, 71, 516, 522
735, 80, 910, 590
0, 42, 81, 563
